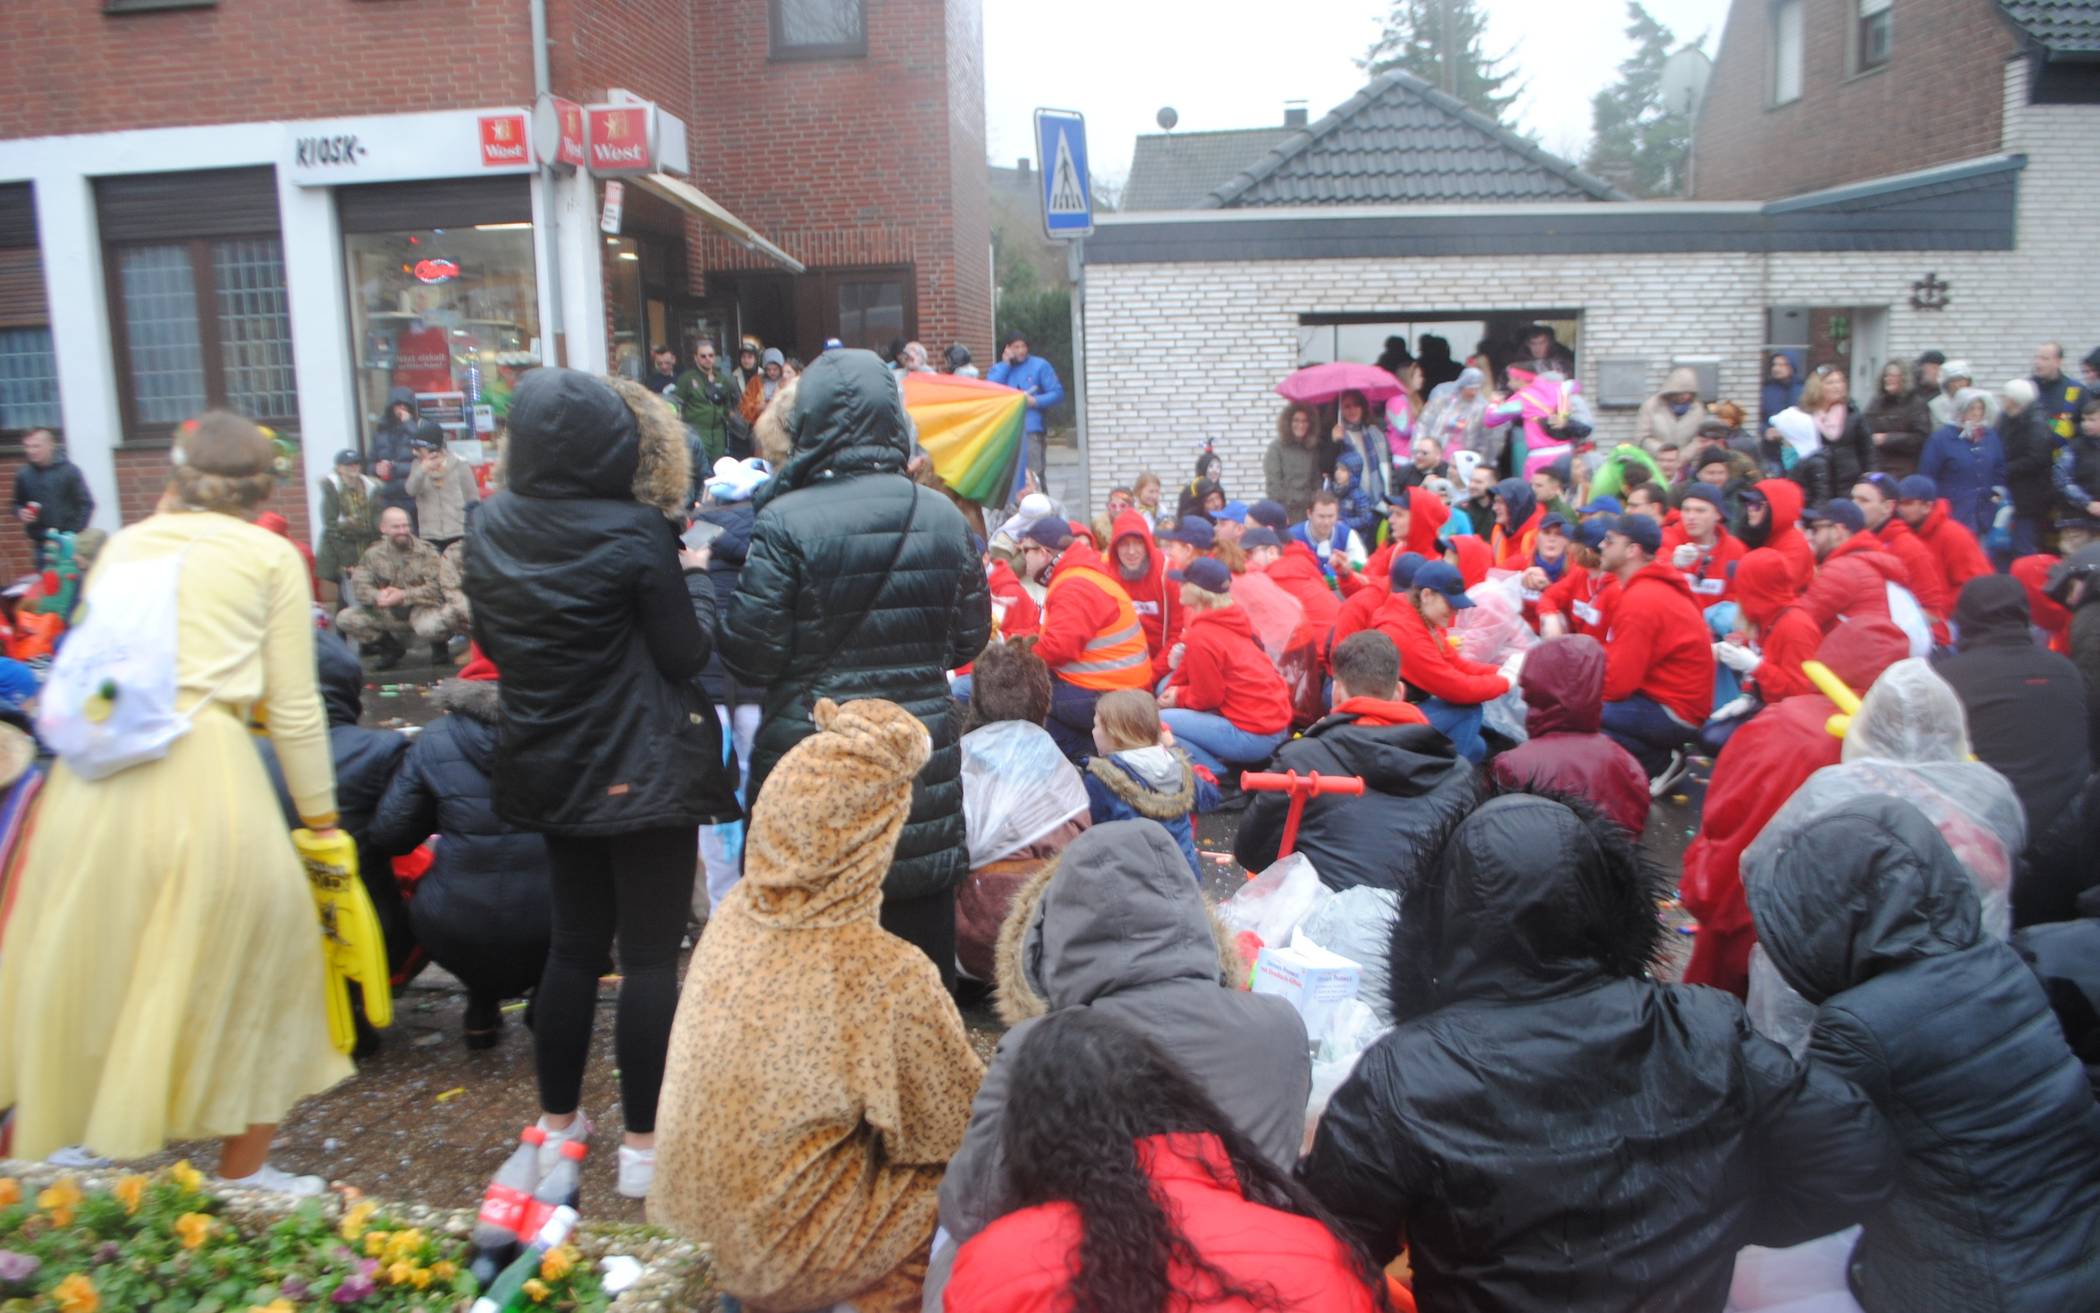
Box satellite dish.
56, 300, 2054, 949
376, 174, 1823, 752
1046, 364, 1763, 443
1156, 106, 1179, 131
1658, 47, 1712, 117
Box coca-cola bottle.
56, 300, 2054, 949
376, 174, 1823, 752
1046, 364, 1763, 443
516, 1138, 586, 1242
467, 1126, 546, 1287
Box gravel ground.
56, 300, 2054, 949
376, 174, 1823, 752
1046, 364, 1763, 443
113, 652, 1708, 1223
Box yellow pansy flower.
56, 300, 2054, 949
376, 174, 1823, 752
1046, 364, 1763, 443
339, 1199, 378, 1241
539, 1246, 576, 1282
431, 1260, 458, 1281
363, 1230, 387, 1258
53, 1273, 99, 1313
386, 1260, 415, 1287
248, 1302, 295, 1313
111, 1175, 147, 1216
175, 1212, 213, 1250
37, 1178, 81, 1227
383, 1227, 426, 1262
168, 1160, 205, 1194
521, 1277, 550, 1303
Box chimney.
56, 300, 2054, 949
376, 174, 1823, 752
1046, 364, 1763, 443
1284, 100, 1309, 129
1017, 157, 1031, 179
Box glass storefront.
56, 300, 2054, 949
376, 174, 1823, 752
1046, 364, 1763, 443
344, 223, 538, 457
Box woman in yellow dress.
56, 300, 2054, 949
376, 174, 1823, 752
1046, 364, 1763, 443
0, 411, 353, 1191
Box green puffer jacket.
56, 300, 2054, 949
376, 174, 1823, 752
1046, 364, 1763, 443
721, 349, 993, 901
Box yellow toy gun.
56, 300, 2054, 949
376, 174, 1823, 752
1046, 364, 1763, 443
1799, 660, 1863, 740
294, 828, 393, 1054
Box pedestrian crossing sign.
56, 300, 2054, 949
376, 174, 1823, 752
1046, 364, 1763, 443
1035, 108, 1093, 239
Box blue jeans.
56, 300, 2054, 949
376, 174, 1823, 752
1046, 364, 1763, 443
1602, 692, 1696, 775
1159, 709, 1286, 778
1421, 698, 1487, 763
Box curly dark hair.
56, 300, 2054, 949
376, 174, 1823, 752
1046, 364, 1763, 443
962, 639, 1052, 732
999, 1010, 1393, 1313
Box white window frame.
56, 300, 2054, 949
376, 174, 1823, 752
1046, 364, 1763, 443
1854, 0, 1893, 75
1771, 0, 1805, 106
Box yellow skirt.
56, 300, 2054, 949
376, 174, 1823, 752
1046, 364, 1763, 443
0, 711, 353, 1160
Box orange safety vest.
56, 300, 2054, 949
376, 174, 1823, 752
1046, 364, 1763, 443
1044, 565, 1152, 690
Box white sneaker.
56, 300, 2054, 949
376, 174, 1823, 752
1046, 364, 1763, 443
46, 1146, 109, 1169
219, 1162, 326, 1196
1649, 749, 1692, 799
616, 1143, 654, 1199
536, 1110, 591, 1175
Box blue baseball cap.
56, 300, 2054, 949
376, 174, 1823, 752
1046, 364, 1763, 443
1575, 519, 1612, 551
1214, 500, 1249, 523
1578, 495, 1622, 518
1247, 499, 1290, 531
1239, 526, 1282, 549
1609, 513, 1663, 554
1539, 512, 1571, 536
1388, 550, 1427, 589
1807, 498, 1865, 533
1168, 556, 1232, 592
1160, 515, 1215, 548
1411, 560, 1475, 608
1896, 474, 1938, 502
1679, 481, 1726, 511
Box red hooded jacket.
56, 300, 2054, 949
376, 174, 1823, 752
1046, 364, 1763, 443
2013, 553, 2072, 653
1489, 635, 1649, 838
1910, 500, 1991, 594
1342, 488, 1450, 598
1371, 591, 1509, 705
1659, 523, 1746, 605
1732, 548, 1818, 702
1167, 604, 1293, 734
1033, 540, 1130, 672
1602, 563, 1715, 725
1108, 509, 1169, 656
1873, 515, 1951, 635
1537, 562, 1619, 640
1752, 478, 1815, 593
985, 557, 1040, 640
1450, 536, 1494, 587
1798, 530, 1912, 633
1264, 547, 1342, 662
1679, 617, 1910, 997
947, 1133, 1384, 1313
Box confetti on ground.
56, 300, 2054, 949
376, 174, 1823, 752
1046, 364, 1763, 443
1671, 795, 1690, 805
501, 1001, 529, 1014
435, 1087, 465, 1103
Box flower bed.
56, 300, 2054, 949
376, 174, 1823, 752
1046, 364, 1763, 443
0, 1161, 714, 1313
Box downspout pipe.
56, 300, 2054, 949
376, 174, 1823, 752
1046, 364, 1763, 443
530, 0, 566, 365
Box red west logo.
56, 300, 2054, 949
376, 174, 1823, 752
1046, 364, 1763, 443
478, 114, 530, 168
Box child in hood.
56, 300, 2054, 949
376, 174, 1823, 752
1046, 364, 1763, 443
650, 698, 982, 1313
1083, 689, 1215, 877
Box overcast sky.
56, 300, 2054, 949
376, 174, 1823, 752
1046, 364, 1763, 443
983, 0, 1735, 183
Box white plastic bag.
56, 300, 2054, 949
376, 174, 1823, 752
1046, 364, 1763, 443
1726, 1229, 1864, 1313
1300, 887, 1400, 1025
1746, 944, 1818, 1058
1303, 997, 1389, 1153
958, 721, 1089, 868
1219, 852, 1330, 950
1454, 572, 1539, 665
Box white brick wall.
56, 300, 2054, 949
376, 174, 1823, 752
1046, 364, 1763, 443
1078, 59, 2100, 511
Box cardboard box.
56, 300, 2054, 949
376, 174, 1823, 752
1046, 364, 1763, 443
1251, 937, 1362, 1042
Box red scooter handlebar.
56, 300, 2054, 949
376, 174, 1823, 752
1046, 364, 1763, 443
1236, 770, 1366, 866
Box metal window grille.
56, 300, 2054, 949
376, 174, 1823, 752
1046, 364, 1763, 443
118, 244, 207, 424
213, 238, 297, 420
0, 327, 60, 432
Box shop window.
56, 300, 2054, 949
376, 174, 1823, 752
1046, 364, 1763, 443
1770, 0, 1803, 105
606, 236, 645, 380
344, 224, 539, 453
108, 238, 297, 434
837, 278, 906, 353
0, 329, 59, 436
1855, 0, 1892, 74
771, 0, 866, 60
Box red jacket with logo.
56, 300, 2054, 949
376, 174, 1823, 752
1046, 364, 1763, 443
1601, 563, 1715, 726
1537, 562, 1619, 640
1167, 605, 1293, 734
1659, 524, 1746, 605
1371, 592, 1509, 706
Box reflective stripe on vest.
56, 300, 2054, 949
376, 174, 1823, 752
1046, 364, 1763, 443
1045, 566, 1152, 690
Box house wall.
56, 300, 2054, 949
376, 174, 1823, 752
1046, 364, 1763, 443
1692, 0, 2021, 201
1080, 60, 2096, 513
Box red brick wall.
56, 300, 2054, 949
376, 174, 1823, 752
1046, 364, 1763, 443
1691, 0, 2021, 201
0, 0, 535, 138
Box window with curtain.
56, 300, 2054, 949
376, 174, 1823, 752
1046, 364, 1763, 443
1857, 0, 1892, 72
770, 0, 866, 59
110, 236, 297, 435
1771, 0, 1804, 105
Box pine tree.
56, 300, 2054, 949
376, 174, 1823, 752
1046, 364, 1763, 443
1360, 0, 1521, 126
1584, 2, 1694, 197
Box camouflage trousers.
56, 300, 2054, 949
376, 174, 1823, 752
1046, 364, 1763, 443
336, 604, 452, 647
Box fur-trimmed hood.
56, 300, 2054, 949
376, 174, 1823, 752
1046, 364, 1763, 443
607, 375, 692, 519
1083, 748, 1196, 820
992, 819, 1239, 1025
495, 368, 689, 519
430, 677, 501, 723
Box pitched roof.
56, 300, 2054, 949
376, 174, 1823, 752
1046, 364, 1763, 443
1203, 70, 1628, 208
1123, 128, 1297, 211
1997, 0, 2100, 56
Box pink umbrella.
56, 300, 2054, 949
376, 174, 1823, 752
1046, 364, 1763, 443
1275, 362, 1406, 405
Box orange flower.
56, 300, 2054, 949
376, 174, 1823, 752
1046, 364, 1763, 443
539, 1246, 576, 1282
37, 1179, 81, 1227
167, 1160, 204, 1195
431, 1260, 458, 1281
52, 1273, 99, 1313
385, 1260, 415, 1287
521, 1277, 550, 1304
175, 1212, 212, 1250
111, 1175, 147, 1216
363, 1230, 387, 1258
0, 1178, 18, 1208
338, 1199, 378, 1241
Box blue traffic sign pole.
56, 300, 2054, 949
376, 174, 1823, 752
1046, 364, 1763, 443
1034, 109, 1093, 503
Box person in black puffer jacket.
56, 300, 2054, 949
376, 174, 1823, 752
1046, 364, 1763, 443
466, 367, 738, 1197
368, 651, 552, 1051
257, 628, 411, 968
370, 386, 420, 527
1747, 794, 2100, 1313
1232, 630, 1473, 892
721, 349, 992, 987
691, 493, 763, 917
1301, 790, 1895, 1313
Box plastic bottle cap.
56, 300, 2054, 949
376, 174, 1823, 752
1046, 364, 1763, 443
521, 1126, 547, 1146
560, 1140, 586, 1160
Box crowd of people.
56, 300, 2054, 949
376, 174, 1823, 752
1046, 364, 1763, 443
1, 327, 2099, 1313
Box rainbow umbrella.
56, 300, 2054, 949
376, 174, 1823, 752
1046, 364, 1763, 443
903, 373, 1028, 504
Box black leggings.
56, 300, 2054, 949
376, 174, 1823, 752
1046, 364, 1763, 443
535, 826, 696, 1134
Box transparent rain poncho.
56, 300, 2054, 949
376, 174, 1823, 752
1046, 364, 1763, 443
958, 720, 1089, 869
1742, 659, 2024, 1053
